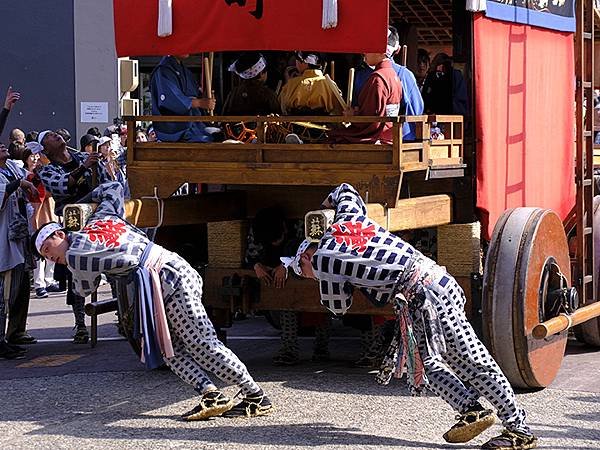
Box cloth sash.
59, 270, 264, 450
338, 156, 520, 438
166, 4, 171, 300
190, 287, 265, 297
376, 254, 447, 394
135, 242, 175, 369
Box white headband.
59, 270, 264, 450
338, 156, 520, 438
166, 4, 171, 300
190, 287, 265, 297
25, 142, 44, 155
37, 130, 52, 145
280, 238, 311, 276
228, 56, 267, 80
386, 28, 400, 58
35, 222, 63, 255
297, 52, 320, 66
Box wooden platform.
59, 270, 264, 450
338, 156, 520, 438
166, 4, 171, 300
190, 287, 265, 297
125, 114, 465, 207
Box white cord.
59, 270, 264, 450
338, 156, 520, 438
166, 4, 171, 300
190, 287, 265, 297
141, 186, 164, 229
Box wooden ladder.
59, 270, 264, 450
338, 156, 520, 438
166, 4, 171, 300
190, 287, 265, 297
575, 0, 595, 305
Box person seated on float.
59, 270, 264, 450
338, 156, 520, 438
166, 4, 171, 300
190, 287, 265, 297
353, 26, 423, 141
150, 55, 217, 143
328, 28, 403, 145
422, 52, 467, 116
223, 53, 281, 116
279, 52, 343, 116
245, 207, 331, 365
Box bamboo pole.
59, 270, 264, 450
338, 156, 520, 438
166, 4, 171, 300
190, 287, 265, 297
532, 301, 600, 339
330, 60, 335, 81
324, 74, 346, 110
401, 45, 408, 66
208, 52, 214, 81
203, 57, 214, 116
347, 68, 355, 106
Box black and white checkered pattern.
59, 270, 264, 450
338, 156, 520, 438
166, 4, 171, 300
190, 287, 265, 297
64, 181, 261, 395
314, 183, 428, 315
314, 183, 530, 435
415, 277, 530, 434
66, 182, 147, 298
163, 256, 260, 395
38, 150, 111, 216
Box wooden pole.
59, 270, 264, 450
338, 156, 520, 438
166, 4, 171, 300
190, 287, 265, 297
324, 74, 346, 110
203, 57, 214, 116
401, 45, 408, 66
347, 68, 355, 106
208, 52, 214, 81
330, 60, 335, 81
532, 301, 600, 339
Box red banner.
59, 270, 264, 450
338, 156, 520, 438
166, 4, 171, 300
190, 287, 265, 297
474, 14, 575, 240
114, 0, 389, 57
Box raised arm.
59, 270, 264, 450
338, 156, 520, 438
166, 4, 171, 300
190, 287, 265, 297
90, 181, 125, 219
321, 183, 368, 219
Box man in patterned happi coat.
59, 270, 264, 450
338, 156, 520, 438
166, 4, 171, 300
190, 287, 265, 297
283, 183, 537, 450
32, 181, 273, 421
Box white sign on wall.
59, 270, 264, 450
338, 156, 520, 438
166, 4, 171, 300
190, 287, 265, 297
80, 101, 108, 123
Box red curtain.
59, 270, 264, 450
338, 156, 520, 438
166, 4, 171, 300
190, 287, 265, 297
114, 0, 389, 57
474, 14, 576, 240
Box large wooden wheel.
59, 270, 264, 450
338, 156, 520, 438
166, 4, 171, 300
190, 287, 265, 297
482, 208, 571, 389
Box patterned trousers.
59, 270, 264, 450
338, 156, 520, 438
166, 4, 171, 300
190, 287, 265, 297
414, 277, 530, 435
279, 310, 330, 355
162, 259, 260, 396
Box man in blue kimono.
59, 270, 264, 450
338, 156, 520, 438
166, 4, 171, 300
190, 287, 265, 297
353, 27, 424, 141
150, 55, 217, 143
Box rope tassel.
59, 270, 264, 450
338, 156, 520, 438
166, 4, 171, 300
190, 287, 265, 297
322, 0, 338, 29
158, 0, 173, 37
466, 0, 486, 12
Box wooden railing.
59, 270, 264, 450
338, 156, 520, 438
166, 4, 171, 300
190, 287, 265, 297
124, 114, 464, 206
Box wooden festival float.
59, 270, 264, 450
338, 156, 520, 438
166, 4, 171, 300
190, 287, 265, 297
89, 0, 600, 389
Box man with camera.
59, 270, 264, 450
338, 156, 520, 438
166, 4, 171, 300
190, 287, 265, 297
37, 130, 111, 343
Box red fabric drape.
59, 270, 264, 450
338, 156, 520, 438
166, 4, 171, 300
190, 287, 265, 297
114, 0, 389, 57
474, 14, 576, 240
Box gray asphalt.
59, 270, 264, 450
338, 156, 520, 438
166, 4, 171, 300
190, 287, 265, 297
1, 285, 599, 450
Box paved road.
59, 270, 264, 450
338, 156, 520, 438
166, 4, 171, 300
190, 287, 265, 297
1, 286, 599, 450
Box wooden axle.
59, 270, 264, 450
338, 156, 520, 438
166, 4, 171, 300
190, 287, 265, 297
532, 301, 600, 339
84, 299, 118, 317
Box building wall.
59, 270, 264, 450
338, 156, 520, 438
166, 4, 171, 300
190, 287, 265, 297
74, 0, 119, 142
0, 0, 76, 141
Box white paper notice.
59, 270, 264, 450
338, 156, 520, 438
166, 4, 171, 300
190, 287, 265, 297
81, 102, 108, 123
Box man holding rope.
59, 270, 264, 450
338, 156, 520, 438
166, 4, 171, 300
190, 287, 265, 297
283, 183, 537, 450
32, 181, 273, 420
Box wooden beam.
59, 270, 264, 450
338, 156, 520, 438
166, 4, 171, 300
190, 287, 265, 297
124, 192, 246, 228
203, 268, 394, 315
367, 194, 452, 232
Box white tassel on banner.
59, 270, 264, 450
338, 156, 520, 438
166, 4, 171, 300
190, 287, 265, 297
322, 0, 338, 30
158, 0, 173, 37
466, 0, 487, 12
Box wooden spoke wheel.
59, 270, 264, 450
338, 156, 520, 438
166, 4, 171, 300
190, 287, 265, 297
482, 208, 570, 389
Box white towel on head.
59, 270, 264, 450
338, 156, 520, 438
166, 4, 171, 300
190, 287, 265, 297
158, 0, 173, 37
322, 0, 338, 29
